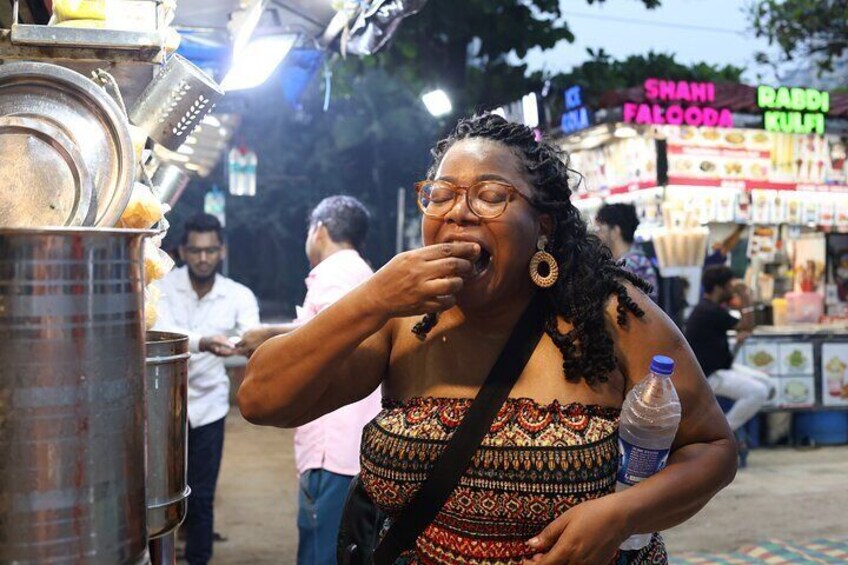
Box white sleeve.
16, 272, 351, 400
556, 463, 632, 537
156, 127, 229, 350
234, 288, 261, 336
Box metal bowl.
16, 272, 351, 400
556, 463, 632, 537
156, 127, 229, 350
0, 62, 135, 227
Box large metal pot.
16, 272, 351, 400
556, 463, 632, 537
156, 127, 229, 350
0, 227, 150, 565
145, 331, 190, 540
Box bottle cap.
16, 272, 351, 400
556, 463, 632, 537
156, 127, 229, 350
650, 355, 675, 376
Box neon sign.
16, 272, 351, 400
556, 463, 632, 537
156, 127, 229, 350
623, 78, 733, 128
561, 86, 591, 133
757, 86, 829, 135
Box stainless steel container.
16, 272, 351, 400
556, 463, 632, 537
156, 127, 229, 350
150, 162, 191, 206
129, 54, 224, 151
145, 331, 190, 541
0, 228, 150, 565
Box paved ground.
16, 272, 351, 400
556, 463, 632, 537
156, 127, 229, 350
205, 409, 848, 564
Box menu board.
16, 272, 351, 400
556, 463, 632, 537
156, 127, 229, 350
663, 126, 772, 183
742, 340, 779, 374
779, 377, 816, 408
738, 340, 816, 408
659, 126, 848, 188
746, 225, 779, 262
821, 343, 848, 407
567, 136, 658, 196
778, 342, 814, 376
791, 236, 827, 293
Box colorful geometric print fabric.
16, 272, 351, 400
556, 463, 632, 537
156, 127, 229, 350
672, 538, 848, 565
359, 396, 668, 564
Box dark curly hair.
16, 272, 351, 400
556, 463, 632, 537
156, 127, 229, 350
416, 114, 653, 384
596, 203, 640, 244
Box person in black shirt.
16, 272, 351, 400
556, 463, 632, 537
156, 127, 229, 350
685, 266, 775, 431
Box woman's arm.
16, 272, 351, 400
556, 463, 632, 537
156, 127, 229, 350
610, 287, 736, 532
526, 285, 736, 564
237, 241, 480, 428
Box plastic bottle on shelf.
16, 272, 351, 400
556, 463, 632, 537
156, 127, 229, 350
243, 150, 257, 197
615, 355, 681, 551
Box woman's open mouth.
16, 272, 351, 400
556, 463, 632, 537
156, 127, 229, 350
470, 248, 492, 279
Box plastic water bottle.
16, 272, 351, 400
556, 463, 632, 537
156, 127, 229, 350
615, 355, 681, 551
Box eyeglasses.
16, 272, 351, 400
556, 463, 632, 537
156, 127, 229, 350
184, 246, 222, 256
414, 179, 533, 220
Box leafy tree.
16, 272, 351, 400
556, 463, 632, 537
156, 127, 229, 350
362, 0, 660, 114
750, 0, 848, 74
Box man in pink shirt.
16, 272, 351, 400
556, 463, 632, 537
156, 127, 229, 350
238, 196, 380, 565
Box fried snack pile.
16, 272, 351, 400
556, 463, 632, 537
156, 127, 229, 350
118, 183, 164, 230
117, 182, 174, 330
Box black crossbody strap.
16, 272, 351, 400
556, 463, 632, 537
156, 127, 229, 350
373, 297, 547, 564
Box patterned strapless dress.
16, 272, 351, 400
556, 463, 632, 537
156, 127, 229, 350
359, 396, 668, 564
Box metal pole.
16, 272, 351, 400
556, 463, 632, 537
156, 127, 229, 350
149, 532, 176, 565
396, 187, 406, 254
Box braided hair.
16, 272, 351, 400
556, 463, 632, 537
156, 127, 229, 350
419, 114, 653, 385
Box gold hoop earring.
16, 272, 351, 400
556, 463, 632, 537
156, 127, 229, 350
529, 237, 558, 288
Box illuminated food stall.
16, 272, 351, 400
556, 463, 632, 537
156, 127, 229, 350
554, 78, 848, 418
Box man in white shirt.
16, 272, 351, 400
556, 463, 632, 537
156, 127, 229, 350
239, 196, 380, 565
155, 213, 259, 565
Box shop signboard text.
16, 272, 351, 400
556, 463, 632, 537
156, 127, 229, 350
561, 86, 591, 133
758, 85, 829, 135
624, 79, 733, 128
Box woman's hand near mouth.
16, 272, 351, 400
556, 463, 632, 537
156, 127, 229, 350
364, 241, 481, 319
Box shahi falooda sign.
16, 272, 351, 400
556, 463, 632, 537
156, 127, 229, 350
623, 78, 734, 128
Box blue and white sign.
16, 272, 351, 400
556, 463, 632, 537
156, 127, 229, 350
561, 86, 592, 134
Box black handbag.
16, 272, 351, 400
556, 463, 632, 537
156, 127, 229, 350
337, 298, 546, 565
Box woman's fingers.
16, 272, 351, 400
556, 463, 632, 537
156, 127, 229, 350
419, 241, 480, 261
526, 515, 567, 554
427, 257, 475, 278
421, 295, 457, 313
423, 277, 464, 297
369, 243, 480, 318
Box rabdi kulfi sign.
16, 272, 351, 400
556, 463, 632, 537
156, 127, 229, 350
757, 85, 829, 135
623, 78, 733, 128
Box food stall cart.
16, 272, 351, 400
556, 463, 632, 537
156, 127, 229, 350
0, 1, 220, 562
0, 1, 428, 561
552, 78, 848, 441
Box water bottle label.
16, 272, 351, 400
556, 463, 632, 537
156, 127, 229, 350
617, 438, 670, 486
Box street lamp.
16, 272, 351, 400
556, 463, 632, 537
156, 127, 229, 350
221, 34, 298, 92
422, 89, 452, 117
521, 93, 539, 128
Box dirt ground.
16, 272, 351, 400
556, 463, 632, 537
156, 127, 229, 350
206, 409, 848, 564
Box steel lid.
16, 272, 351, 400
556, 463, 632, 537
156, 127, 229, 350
0, 62, 135, 227
0, 115, 95, 227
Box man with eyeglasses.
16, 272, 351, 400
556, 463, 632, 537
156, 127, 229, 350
155, 213, 259, 565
